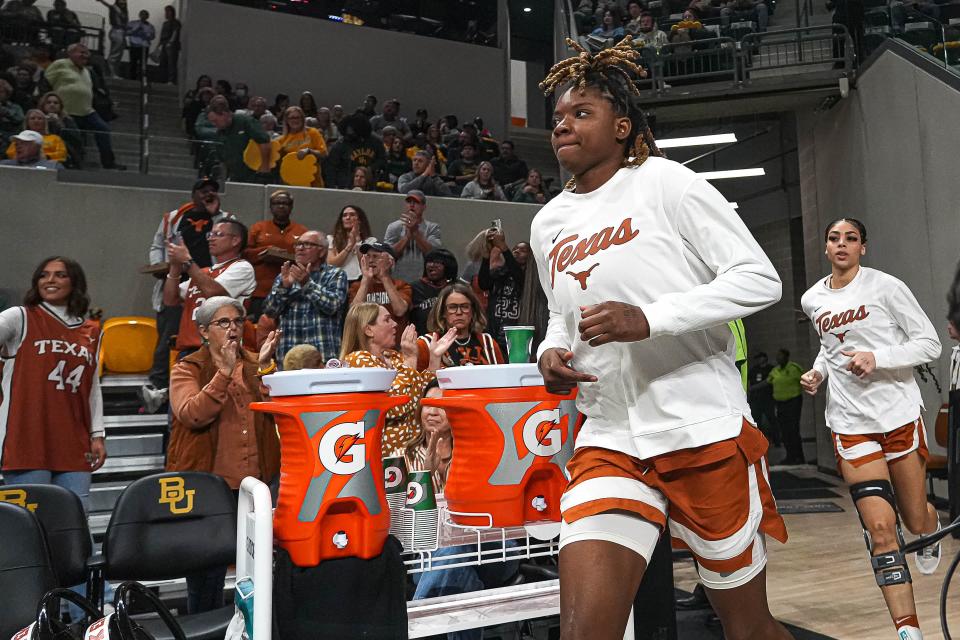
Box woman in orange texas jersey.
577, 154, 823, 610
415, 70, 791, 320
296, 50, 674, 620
800, 218, 941, 640
0, 256, 106, 510
531, 37, 789, 640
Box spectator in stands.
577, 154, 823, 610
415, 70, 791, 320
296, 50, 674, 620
45, 43, 125, 170
461, 161, 505, 200
460, 228, 494, 307
352, 165, 374, 191
243, 95, 267, 120
624, 0, 644, 32
359, 93, 377, 119
156, 5, 180, 83
720, 0, 769, 31
472, 118, 501, 160
490, 139, 528, 188
422, 124, 449, 164
410, 248, 459, 335
348, 242, 412, 340
385, 135, 412, 187
410, 107, 430, 138
316, 106, 339, 145
5, 109, 66, 162
447, 141, 479, 189
327, 204, 376, 281
0, 128, 62, 169
282, 343, 323, 371
573, 0, 598, 34
439, 114, 460, 145
478, 228, 528, 353
263, 231, 348, 366
416, 282, 505, 369
244, 189, 308, 318
324, 111, 385, 188
512, 168, 549, 204
380, 125, 398, 152
586, 7, 626, 48
632, 11, 669, 47
38, 90, 82, 165
259, 112, 279, 139
182, 74, 212, 136
331, 103, 345, 124
95, 0, 128, 78
340, 302, 452, 455
12, 65, 38, 112
404, 380, 449, 483
370, 97, 412, 140
277, 105, 327, 187
206, 95, 273, 183
398, 150, 451, 196
0, 79, 25, 145
167, 295, 281, 614
384, 190, 443, 283
142, 178, 231, 413
1, 0, 45, 46
0, 256, 106, 511
270, 93, 289, 118
298, 90, 318, 119
126, 10, 155, 80
46, 0, 82, 51
163, 219, 256, 358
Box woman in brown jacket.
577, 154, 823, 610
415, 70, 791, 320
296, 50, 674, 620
167, 295, 281, 490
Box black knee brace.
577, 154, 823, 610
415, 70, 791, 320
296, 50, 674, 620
849, 480, 912, 587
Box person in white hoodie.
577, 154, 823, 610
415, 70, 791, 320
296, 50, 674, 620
800, 217, 942, 640
533, 37, 790, 640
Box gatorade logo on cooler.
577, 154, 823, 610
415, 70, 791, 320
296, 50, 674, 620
520, 408, 562, 457
406, 481, 425, 505
318, 420, 366, 475
384, 465, 404, 489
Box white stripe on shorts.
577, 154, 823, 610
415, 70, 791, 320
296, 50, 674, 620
560, 476, 668, 517
559, 512, 661, 563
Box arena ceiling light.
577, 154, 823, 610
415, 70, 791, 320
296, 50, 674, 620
656, 133, 738, 148
523, 6, 532, 11
697, 168, 766, 180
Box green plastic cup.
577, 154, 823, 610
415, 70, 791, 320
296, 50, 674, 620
405, 471, 437, 511
383, 457, 408, 495
504, 325, 535, 364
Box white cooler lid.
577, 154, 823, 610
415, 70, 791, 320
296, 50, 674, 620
436, 363, 544, 390
262, 368, 397, 396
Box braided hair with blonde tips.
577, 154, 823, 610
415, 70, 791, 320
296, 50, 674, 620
541, 36, 663, 189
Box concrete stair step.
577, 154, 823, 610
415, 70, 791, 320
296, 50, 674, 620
107, 433, 164, 457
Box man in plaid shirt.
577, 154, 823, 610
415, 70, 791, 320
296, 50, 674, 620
263, 230, 348, 366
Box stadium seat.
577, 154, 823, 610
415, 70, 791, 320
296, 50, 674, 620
98, 471, 237, 640
926, 404, 949, 501
0, 501, 57, 639
98, 316, 158, 376
901, 21, 941, 52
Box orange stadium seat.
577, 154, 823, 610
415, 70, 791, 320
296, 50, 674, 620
98, 316, 158, 376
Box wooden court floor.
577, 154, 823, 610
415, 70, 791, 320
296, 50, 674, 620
672, 468, 960, 639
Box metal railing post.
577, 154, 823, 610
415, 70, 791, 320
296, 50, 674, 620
138, 50, 149, 174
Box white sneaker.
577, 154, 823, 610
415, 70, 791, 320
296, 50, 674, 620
140, 384, 168, 414
914, 516, 942, 575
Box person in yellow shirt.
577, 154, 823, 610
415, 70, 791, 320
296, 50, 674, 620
276, 105, 326, 188
5, 109, 68, 163
768, 348, 805, 465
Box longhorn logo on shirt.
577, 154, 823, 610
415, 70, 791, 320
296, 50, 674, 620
832, 330, 850, 343
547, 218, 638, 288
384, 464, 404, 489
816, 305, 869, 336
318, 421, 366, 475
187, 218, 210, 232
520, 409, 563, 457
566, 263, 599, 290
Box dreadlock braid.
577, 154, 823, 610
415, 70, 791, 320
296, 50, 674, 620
542, 36, 664, 190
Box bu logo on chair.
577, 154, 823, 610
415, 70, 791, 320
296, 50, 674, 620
158, 476, 195, 514
0, 488, 38, 512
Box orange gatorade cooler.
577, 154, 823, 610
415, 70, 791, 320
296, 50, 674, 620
251, 368, 407, 566
422, 364, 580, 528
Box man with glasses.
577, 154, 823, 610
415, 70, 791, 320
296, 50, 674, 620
142, 178, 233, 413
244, 190, 308, 319
163, 219, 255, 361
348, 241, 412, 346
262, 231, 348, 367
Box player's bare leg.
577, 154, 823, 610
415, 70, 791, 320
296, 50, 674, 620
705, 568, 793, 640
889, 451, 939, 536
559, 539, 647, 640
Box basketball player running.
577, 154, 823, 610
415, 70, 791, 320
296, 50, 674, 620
533, 38, 790, 640
800, 218, 941, 640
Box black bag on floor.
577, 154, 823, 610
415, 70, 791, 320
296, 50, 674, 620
273, 536, 408, 640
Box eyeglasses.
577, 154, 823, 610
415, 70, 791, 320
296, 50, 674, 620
205, 230, 235, 239
209, 318, 245, 329
294, 241, 323, 249
445, 303, 472, 314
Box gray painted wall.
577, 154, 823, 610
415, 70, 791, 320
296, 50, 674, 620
180, 0, 509, 141
797, 49, 960, 465
0, 167, 539, 317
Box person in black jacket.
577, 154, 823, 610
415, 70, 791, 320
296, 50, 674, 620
324, 111, 385, 189
478, 227, 530, 354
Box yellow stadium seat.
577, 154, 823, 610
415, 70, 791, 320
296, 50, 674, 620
99, 316, 158, 376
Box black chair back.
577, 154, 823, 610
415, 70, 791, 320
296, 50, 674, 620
0, 484, 92, 586
0, 501, 57, 639
103, 472, 237, 580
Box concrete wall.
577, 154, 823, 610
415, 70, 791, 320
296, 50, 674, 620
180, 0, 509, 140
0, 167, 539, 317
796, 47, 960, 463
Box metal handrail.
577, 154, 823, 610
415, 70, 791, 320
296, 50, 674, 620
900, 8, 949, 67
650, 36, 739, 92
741, 24, 853, 74
138, 49, 150, 174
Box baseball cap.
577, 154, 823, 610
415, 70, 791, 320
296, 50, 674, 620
12, 130, 43, 145
192, 177, 220, 192
405, 190, 426, 205
359, 241, 397, 260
